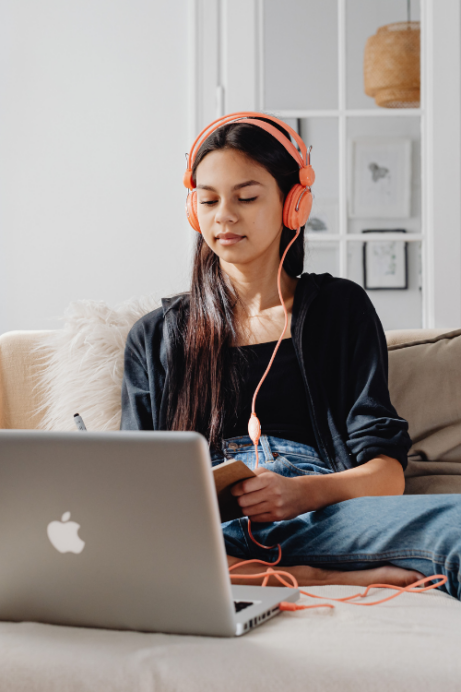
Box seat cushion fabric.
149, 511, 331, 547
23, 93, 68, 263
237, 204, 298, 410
0, 586, 459, 692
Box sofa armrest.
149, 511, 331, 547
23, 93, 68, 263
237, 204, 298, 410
0, 331, 53, 429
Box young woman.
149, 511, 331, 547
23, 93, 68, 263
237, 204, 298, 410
121, 114, 461, 598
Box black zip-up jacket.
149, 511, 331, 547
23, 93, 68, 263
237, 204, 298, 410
120, 272, 412, 472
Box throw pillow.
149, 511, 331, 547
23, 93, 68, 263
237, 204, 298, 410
36, 295, 160, 432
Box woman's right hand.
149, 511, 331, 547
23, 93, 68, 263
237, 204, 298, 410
230, 466, 312, 521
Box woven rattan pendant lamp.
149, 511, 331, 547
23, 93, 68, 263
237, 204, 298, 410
363, 0, 420, 108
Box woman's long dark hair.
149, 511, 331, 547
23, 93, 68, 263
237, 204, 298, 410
167, 118, 306, 450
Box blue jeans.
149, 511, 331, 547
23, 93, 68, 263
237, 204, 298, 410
211, 435, 461, 600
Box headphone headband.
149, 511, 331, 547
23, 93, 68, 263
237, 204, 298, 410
183, 111, 311, 190
183, 111, 315, 233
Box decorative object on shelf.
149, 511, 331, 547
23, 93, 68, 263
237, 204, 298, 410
363, 0, 420, 109
349, 137, 412, 218
306, 198, 338, 233
362, 229, 408, 290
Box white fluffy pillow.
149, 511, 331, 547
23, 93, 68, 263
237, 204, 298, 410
36, 295, 160, 431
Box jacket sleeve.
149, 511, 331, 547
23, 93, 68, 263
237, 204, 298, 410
345, 297, 412, 471
120, 323, 154, 430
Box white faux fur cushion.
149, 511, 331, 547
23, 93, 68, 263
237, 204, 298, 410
36, 295, 160, 431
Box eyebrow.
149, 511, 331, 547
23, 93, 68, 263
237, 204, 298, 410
196, 180, 263, 192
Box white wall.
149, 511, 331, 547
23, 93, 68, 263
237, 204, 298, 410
0, 0, 192, 334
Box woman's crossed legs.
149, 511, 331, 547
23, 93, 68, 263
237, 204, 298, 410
224, 494, 461, 598
216, 436, 461, 598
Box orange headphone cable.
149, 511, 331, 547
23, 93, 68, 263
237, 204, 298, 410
247, 226, 301, 461
230, 225, 448, 611
245, 226, 300, 556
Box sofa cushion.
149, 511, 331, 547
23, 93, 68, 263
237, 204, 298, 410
387, 328, 461, 494
385, 328, 449, 348
388, 328, 461, 461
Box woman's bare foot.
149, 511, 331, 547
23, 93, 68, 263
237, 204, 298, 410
308, 565, 426, 588
227, 555, 425, 588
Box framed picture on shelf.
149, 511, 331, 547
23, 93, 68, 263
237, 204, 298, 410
349, 138, 412, 218
362, 229, 408, 290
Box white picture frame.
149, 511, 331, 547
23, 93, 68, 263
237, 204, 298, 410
362, 229, 408, 290
349, 137, 412, 218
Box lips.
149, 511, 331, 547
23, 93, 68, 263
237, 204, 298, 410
215, 233, 244, 246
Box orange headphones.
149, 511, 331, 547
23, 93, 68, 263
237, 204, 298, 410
183, 111, 315, 233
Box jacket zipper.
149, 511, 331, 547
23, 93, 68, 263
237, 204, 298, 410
292, 277, 339, 473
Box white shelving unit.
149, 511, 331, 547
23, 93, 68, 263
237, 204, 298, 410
189, 0, 461, 329
266, 0, 425, 329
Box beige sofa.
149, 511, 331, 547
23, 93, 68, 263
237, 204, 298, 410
0, 324, 461, 691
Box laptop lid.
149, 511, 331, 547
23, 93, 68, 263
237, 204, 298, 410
0, 430, 238, 637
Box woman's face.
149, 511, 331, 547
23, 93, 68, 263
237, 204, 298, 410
194, 148, 284, 269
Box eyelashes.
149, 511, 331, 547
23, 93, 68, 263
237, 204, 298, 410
200, 197, 258, 205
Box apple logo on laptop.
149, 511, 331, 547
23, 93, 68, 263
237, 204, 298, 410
47, 511, 85, 554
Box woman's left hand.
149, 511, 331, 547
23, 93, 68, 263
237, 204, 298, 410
230, 467, 313, 522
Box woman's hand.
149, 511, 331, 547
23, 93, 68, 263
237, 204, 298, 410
230, 467, 314, 522
230, 454, 405, 522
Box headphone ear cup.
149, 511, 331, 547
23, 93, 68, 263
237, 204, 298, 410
186, 191, 201, 233
283, 184, 313, 230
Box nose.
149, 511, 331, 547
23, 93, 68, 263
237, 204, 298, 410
215, 198, 238, 225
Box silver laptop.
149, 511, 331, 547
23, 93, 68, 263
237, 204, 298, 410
0, 430, 298, 636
